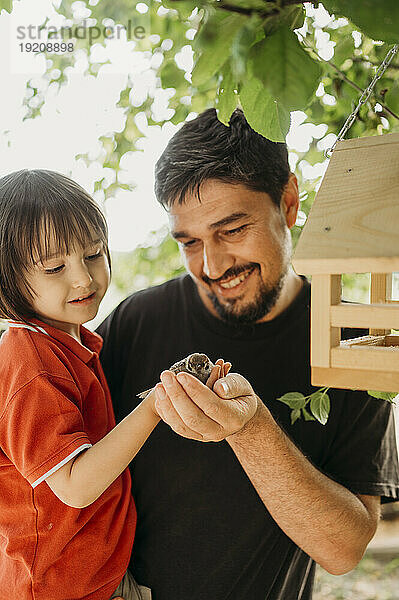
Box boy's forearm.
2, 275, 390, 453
64, 395, 159, 508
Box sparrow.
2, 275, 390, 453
137, 353, 215, 400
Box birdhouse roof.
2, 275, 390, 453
293, 132, 399, 275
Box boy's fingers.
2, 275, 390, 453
206, 364, 221, 389
223, 362, 232, 377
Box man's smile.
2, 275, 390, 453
209, 266, 258, 299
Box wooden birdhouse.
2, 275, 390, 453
293, 132, 399, 393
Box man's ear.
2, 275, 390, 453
280, 173, 299, 229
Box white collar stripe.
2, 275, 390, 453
7, 323, 49, 336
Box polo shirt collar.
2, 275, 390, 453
8, 318, 103, 363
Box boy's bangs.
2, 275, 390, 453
21, 210, 106, 269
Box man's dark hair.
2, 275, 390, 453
154, 108, 290, 208
0, 169, 111, 322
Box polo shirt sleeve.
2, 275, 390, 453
0, 373, 92, 488
321, 390, 399, 503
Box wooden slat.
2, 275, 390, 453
370, 273, 392, 334
311, 274, 341, 367
292, 132, 399, 276
330, 303, 399, 329
312, 366, 399, 392
293, 257, 399, 275
331, 346, 399, 373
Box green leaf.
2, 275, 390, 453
230, 17, 262, 80
323, 0, 399, 44
160, 59, 184, 89
216, 64, 238, 125
302, 407, 316, 421
333, 36, 355, 68
310, 391, 330, 425
276, 392, 307, 410
368, 390, 397, 402
291, 408, 301, 425
384, 82, 399, 115
248, 26, 322, 112
161, 0, 197, 20
0, 0, 12, 13
240, 76, 290, 142
192, 12, 245, 87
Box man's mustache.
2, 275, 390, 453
202, 264, 258, 286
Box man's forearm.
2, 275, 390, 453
227, 401, 377, 574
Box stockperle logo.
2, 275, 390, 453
17, 19, 147, 46
9, 11, 150, 75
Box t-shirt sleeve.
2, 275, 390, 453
321, 390, 399, 503
0, 373, 92, 488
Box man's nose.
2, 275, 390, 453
202, 242, 233, 280
70, 262, 93, 288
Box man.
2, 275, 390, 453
98, 108, 399, 600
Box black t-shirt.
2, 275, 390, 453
97, 275, 399, 600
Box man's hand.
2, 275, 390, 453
154, 369, 259, 442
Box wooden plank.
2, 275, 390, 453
311, 274, 341, 367
330, 303, 399, 329
292, 133, 399, 275
293, 256, 399, 275
331, 346, 399, 373
370, 273, 392, 335
312, 366, 399, 392
335, 133, 399, 151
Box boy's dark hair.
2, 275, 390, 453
154, 108, 290, 208
0, 169, 111, 322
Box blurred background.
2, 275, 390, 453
1, 1, 398, 596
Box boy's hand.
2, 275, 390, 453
205, 358, 231, 389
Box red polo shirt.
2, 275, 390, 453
0, 319, 136, 599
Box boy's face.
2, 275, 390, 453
25, 234, 110, 340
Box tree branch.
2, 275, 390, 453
298, 34, 399, 121
352, 57, 399, 70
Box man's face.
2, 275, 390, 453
168, 178, 299, 324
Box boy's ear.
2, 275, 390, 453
280, 173, 299, 229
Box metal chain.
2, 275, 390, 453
326, 44, 399, 157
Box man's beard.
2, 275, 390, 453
204, 264, 287, 325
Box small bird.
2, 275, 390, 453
137, 353, 215, 399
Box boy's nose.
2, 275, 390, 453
71, 264, 93, 288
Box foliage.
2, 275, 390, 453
278, 386, 397, 425
277, 388, 330, 425
111, 229, 185, 295
368, 390, 397, 402
0, 0, 12, 13
17, 1, 399, 171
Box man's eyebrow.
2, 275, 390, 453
209, 212, 250, 230
171, 212, 250, 239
